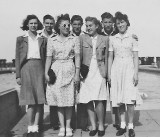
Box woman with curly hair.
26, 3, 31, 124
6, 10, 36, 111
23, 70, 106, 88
45, 14, 80, 137
79, 16, 109, 136
15, 14, 46, 136
108, 12, 141, 137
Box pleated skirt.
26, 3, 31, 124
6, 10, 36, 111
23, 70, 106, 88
19, 59, 46, 105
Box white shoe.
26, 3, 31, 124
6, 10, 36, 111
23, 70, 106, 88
32, 125, 39, 132
27, 125, 33, 133
58, 128, 65, 137
66, 128, 73, 137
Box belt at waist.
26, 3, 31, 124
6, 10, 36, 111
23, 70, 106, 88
53, 58, 73, 63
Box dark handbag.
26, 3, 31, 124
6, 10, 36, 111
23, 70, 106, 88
48, 69, 56, 84
80, 64, 89, 80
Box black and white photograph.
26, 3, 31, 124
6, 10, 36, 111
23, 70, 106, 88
0, 0, 160, 137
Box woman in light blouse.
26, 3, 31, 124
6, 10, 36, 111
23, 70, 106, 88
15, 15, 46, 136
45, 14, 80, 137
79, 17, 109, 136
108, 12, 141, 137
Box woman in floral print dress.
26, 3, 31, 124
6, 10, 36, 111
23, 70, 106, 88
45, 14, 80, 137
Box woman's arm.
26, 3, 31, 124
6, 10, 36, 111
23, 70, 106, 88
45, 56, 52, 82
108, 51, 114, 85
74, 37, 81, 81
133, 51, 139, 86
74, 37, 81, 91
132, 34, 138, 41
75, 53, 80, 79
105, 36, 109, 78
45, 37, 54, 83
15, 37, 21, 85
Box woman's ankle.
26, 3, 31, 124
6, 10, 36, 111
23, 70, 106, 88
60, 126, 65, 129
98, 124, 104, 131
91, 125, 97, 130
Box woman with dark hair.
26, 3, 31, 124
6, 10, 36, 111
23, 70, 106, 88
45, 14, 80, 137
108, 12, 142, 137
15, 14, 46, 136
79, 16, 109, 136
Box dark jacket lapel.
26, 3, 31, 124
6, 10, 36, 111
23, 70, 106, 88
38, 37, 44, 48
22, 37, 28, 58
38, 37, 43, 60
38, 37, 46, 66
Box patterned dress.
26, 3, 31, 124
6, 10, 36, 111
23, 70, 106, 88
46, 35, 80, 107
109, 32, 142, 107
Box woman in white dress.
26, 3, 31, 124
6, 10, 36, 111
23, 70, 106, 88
45, 14, 80, 137
79, 17, 109, 136
108, 12, 140, 137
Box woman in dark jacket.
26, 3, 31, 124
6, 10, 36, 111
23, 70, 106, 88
15, 14, 46, 136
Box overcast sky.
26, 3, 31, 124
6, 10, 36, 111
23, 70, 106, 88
0, 0, 160, 61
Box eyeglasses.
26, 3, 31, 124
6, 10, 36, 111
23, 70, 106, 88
61, 24, 70, 28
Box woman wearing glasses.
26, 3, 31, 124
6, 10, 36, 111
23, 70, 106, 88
45, 14, 80, 137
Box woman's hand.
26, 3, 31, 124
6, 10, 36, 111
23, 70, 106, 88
133, 73, 138, 86
107, 74, 111, 87
132, 34, 138, 41
74, 75, 80, 91
45, 74, 50, 83
16, 78, 21, 85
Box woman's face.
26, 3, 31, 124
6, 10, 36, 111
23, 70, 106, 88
86, 21, 98, 36
28, 19, 38, 32
116, 19, 128, 34
59, 20, 70, 36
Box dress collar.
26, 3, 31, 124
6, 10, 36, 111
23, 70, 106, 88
115, 30, 130, 39
53, 34, 74, 43
91, 35, 98, 40
23, 31, 41, 39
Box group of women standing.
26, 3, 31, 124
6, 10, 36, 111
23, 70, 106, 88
15, 12, 141, 137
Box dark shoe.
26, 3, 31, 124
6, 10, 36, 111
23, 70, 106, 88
38, 125, 44, 132
52, 125, 60, 130
89, 130, 98, 136
128, 129, 135, 137
113, 124, 120, 130
26, 133, 34, 137
33, 132, 39, 137
116, 128, 126, 136
82, 127, 90, 132
98, 130, 105, 136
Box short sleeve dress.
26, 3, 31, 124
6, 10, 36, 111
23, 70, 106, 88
109, 32, 142, 107
46, 35, 80, 107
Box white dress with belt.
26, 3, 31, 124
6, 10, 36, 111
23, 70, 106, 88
109, 32, 142, 107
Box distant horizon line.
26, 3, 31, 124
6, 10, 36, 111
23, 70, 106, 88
1, 56, 160, 62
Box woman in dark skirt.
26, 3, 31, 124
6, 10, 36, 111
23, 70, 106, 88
15, 14, 47, 136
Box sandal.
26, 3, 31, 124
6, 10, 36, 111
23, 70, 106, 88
58, 128, 65, 137
66, 128, 73, 137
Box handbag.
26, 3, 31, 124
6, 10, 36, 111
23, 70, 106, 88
80, 64, 89, 80
48, 69, 56, 84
